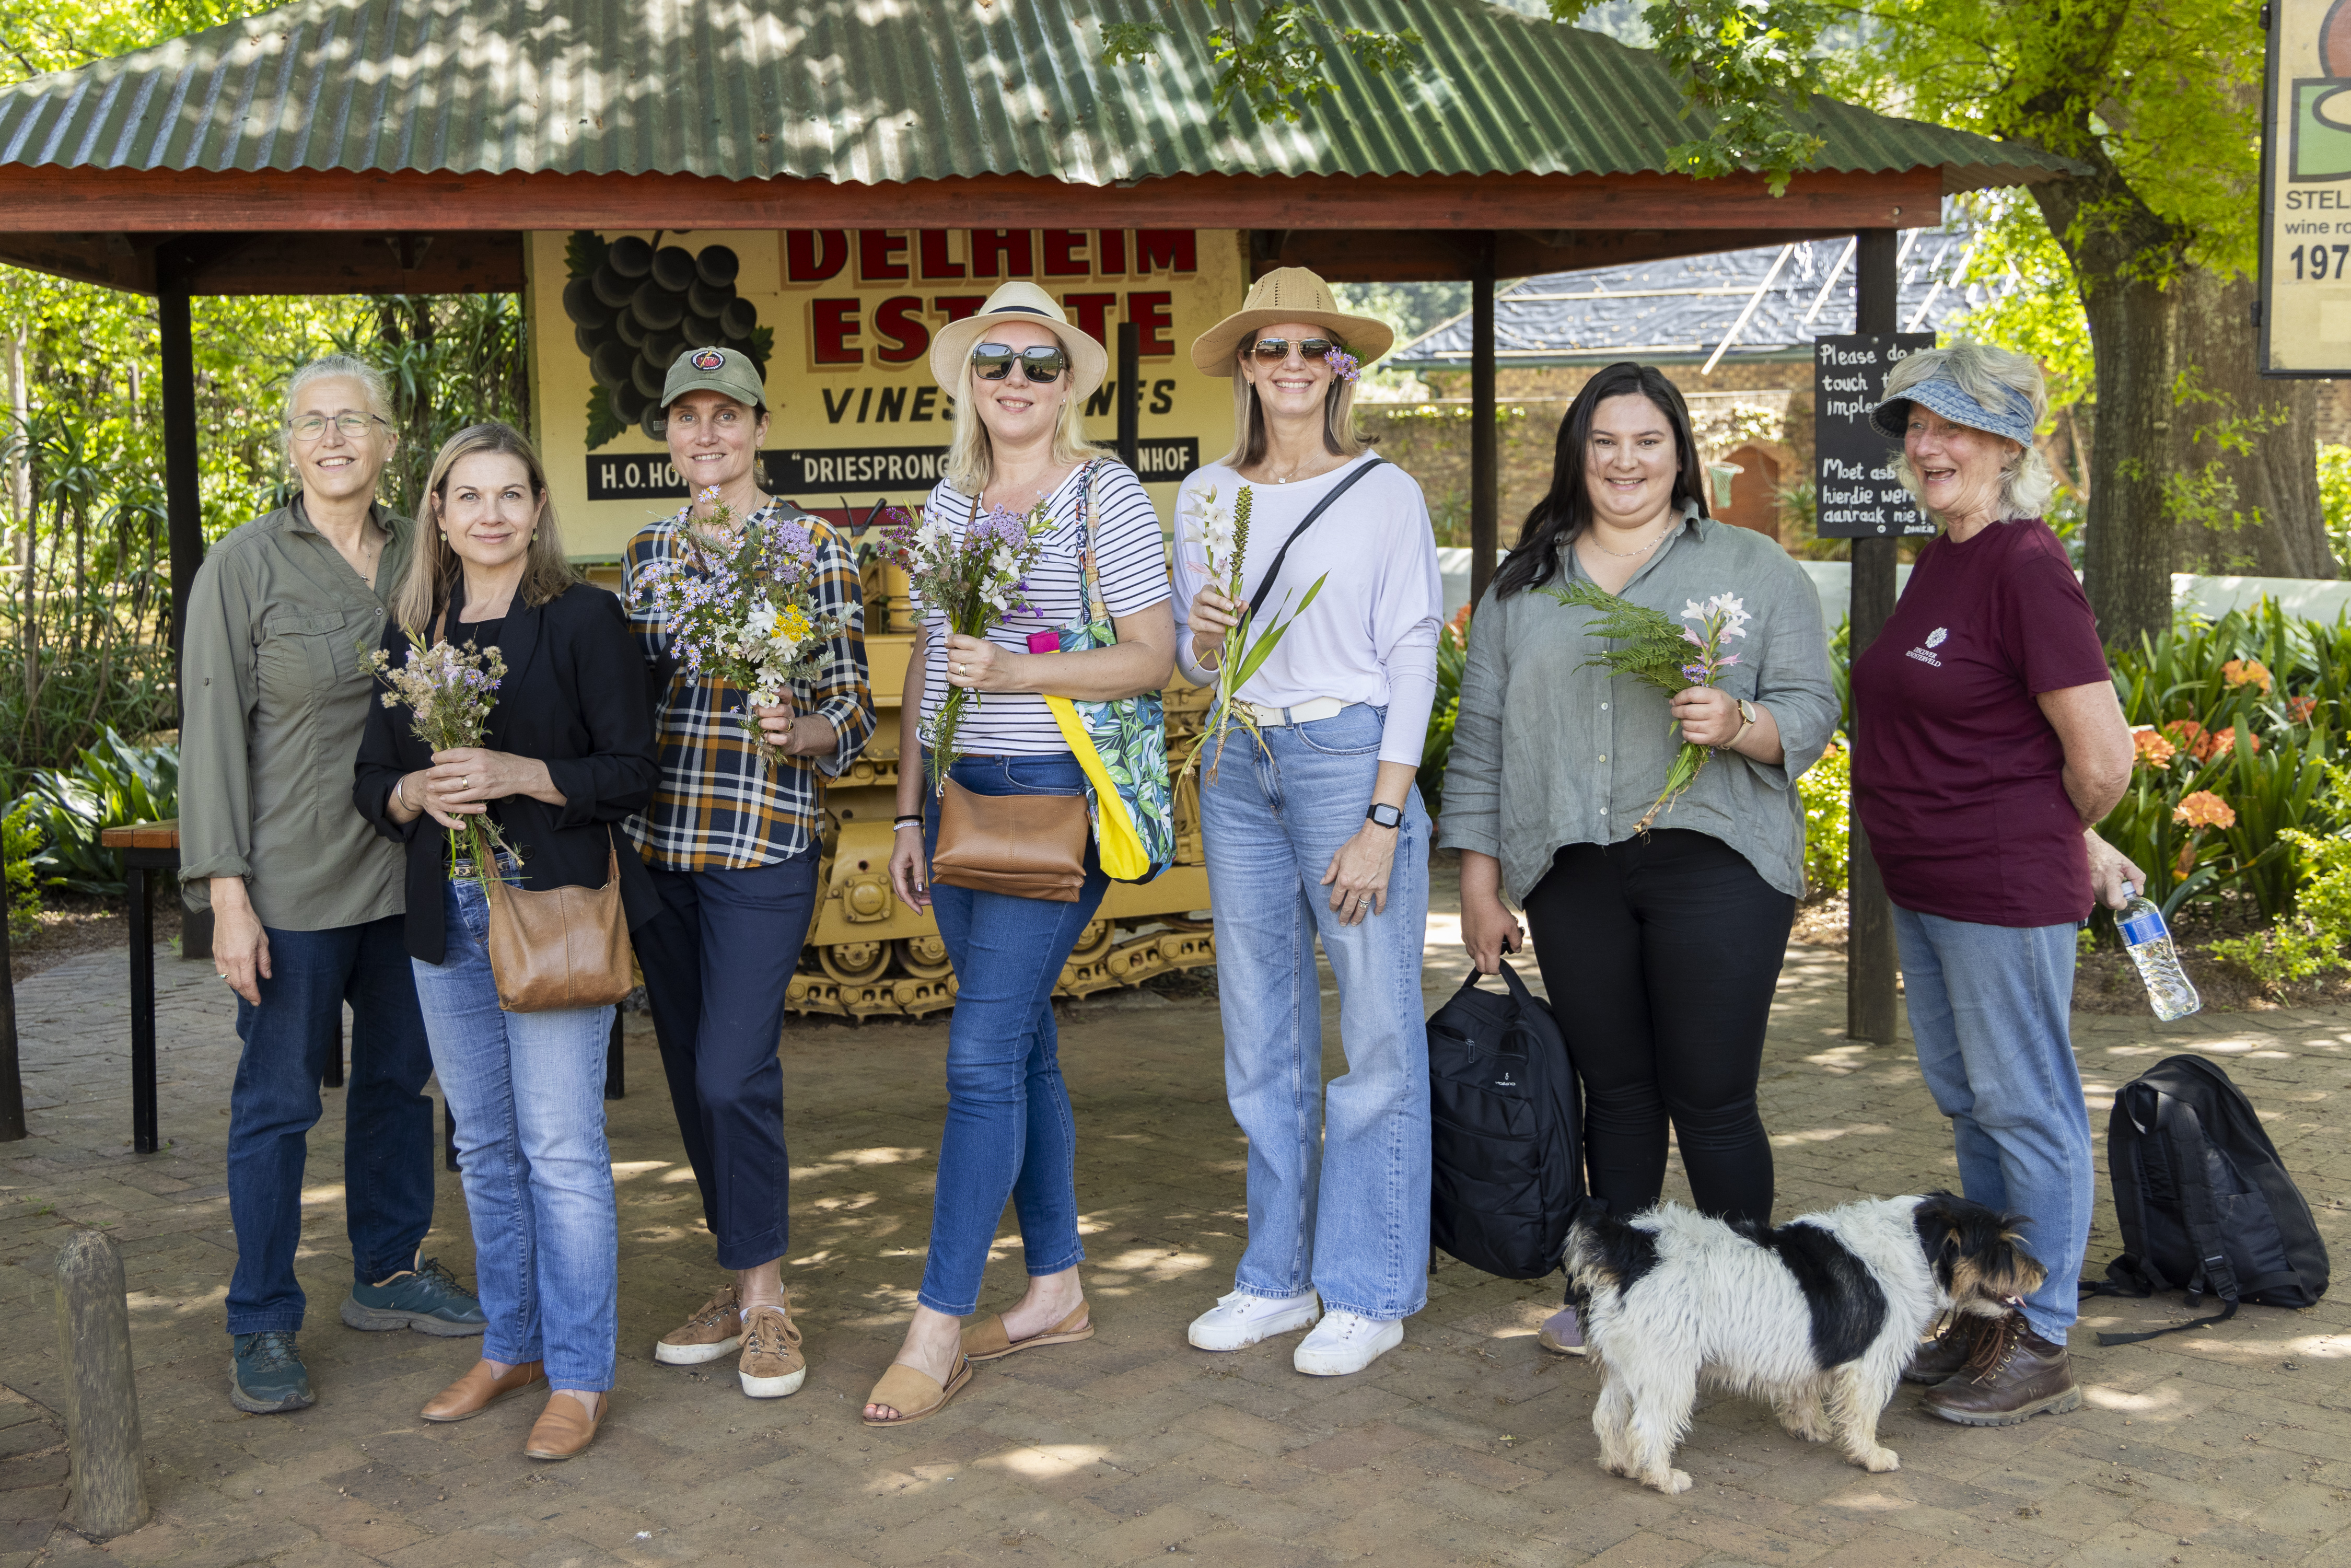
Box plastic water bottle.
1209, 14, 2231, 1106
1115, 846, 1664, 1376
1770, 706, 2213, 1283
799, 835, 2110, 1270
2117, 896, 2201, 1021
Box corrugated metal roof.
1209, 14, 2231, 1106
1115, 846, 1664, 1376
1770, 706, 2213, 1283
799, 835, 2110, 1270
1395, 221, 2011, 366
0, 0, 2076, 189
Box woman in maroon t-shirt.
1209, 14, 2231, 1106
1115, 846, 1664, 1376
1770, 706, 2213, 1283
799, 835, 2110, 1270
1851, 341, 2140, 1429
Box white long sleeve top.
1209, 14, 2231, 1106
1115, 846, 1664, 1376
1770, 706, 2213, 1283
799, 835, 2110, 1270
1171, 453, 1444, 767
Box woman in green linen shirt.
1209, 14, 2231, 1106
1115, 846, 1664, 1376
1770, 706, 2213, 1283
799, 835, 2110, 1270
178, 355, 483, 1419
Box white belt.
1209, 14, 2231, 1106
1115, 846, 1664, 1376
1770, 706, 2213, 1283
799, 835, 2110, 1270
1242, 696, 1347, 728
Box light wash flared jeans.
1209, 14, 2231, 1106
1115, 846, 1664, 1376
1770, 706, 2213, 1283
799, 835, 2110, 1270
1200, 702, 1432, 1321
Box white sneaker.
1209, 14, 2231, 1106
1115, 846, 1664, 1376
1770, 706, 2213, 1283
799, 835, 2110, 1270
1188, 1288, 1321, 1351
1293, 1309, 1403, 1376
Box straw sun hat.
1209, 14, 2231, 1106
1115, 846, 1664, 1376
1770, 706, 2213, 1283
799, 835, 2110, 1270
1188, 266, 1395, 376
928, 281, 1110, 400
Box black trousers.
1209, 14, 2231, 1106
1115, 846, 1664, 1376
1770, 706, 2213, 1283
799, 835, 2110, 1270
631, 850, 819, 1270
1521, 829, 1794, 1226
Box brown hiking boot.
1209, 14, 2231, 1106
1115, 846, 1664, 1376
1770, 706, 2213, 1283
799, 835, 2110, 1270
1921, 1312, 2082, 1426
1902, 1312, 1995, 1385
738, 1296, 807, 1399
655, 1284, 743, 1366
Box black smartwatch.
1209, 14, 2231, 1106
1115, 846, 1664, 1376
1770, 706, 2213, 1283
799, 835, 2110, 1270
1366, 803, 1403, 830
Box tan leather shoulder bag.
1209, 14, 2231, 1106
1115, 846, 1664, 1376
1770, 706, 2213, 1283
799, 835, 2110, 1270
483, 841, 635, 1012
929, 777, 1088, 902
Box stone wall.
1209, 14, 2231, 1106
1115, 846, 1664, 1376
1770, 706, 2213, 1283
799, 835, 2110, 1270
1365, 357, 1815, 546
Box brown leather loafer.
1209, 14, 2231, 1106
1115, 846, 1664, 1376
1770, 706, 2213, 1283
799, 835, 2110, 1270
421, 1358, 545, 1422
1901, 1313, 1994, 1385
523, 1390, 608, 1460
1922, 1314, 2082, 1426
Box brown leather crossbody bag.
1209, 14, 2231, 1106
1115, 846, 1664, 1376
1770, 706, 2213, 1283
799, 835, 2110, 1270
482, 840, 636, 1012
929, 777, 1088, 902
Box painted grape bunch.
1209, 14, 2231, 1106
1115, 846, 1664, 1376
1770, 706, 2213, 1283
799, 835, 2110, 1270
562, 233, 767, 448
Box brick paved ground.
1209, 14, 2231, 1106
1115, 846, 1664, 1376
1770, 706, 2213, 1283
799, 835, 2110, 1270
6, 861, 2351, 1566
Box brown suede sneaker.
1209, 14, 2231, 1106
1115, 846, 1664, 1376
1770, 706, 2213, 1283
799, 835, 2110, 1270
655, 1284, 743, 1366
738, 1297, 807, 1399
1921, 1313, 2082, 1426
1901, 1312, 1995, 1385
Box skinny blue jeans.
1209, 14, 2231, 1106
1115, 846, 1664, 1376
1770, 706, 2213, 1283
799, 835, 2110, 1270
917, 753, 1107, 1316
1893, 905, 2093, 1342
411, 878, 619, 1391
1200, 702, 1432, 1321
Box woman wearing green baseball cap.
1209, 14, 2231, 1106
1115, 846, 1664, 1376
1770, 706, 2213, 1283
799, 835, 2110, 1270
623, 344, 876, 1403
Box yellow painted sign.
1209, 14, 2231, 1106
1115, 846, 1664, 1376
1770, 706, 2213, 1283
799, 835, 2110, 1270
526, 228, 1247, 553
2263, 0, 2351, 372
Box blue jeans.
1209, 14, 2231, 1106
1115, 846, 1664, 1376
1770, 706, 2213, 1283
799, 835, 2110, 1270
918, 753, 1107, 1316
1200, 703, 1432, 1321
411, 878, 619, 1390
225, 914, 436, 1335
1893, 905, 2092, 1342
633, 850, 819, 1270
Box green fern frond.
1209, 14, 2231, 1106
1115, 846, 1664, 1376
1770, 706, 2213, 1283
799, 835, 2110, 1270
1543, 579, 1697, 698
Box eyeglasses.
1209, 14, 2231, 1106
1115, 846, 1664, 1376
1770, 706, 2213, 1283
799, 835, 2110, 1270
1246, 336, 1340, 362
288, 412, 383, 440
971, 343, 1069, 383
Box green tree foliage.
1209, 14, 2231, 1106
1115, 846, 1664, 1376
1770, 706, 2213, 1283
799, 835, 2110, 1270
1550, 0, 2313, 642
1, 0, 530, 799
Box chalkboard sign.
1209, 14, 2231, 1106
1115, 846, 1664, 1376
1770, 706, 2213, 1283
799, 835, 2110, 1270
1814, 333, 1937, 539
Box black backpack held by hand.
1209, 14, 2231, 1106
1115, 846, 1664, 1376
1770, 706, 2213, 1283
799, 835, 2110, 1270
2088, 1052, 2329, 1344
1427, 960, 1584, 1280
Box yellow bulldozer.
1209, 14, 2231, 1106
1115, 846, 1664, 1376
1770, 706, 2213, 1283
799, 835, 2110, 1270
785, 532, 1218, 1020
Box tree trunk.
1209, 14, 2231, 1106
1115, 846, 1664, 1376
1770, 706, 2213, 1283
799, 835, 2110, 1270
2173, 267, 2335, 579
2034, 176, 2186, 651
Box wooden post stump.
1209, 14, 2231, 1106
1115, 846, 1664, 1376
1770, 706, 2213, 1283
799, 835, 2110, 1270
53, 1229, 149, 1538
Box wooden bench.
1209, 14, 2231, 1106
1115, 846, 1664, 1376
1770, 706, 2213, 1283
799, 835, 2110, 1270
97, 821, 623, 1158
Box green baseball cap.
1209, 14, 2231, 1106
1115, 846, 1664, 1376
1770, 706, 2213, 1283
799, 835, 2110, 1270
660, 344, 767, 409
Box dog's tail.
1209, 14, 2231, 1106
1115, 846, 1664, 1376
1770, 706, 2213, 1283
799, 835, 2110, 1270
1562, 1200, 1647, 1321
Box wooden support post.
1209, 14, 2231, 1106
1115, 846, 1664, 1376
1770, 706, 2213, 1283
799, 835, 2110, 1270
1846, 228, 1902, 1045
156, 248, 203, 675
1469, 233, 1499, 610
53, 1229, 149, 1539
0, 866, 23, 1142
604, 1008, 625, 1100
125, 863, 158, 1153
1116, 322, 1141, 475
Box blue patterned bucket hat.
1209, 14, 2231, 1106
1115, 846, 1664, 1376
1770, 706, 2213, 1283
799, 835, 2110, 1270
1868, 371, 2035, 446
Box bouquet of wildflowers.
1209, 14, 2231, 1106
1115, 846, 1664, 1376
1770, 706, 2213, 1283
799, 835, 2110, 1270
634, 487, 842, 774
1546, 580, 1752, 831
1179, 482, 1325, 782
367, 633, 522, 892
883, 496, 1056, 787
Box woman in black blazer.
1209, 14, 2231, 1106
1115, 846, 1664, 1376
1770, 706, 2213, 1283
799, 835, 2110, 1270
354, 423, 657, 1462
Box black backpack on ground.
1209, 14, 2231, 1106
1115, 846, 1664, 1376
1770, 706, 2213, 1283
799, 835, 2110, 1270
2087, 1052, 2329, 1344
1427, 961, 1583, 1280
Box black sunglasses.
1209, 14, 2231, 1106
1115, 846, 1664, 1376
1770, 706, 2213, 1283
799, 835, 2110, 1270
971, 343, 1069, 383
1246, 336, 1341, 362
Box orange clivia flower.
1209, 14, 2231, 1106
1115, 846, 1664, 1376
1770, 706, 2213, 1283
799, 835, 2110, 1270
2288, 693, 2319, 724
2172, 790, 2238, 830
2221, 659, 2274, 694
2130, 725, 2177, 767
2164, 718, 2256, 762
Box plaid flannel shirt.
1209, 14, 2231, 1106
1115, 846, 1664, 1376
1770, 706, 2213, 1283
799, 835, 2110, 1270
622, 500, 874, 872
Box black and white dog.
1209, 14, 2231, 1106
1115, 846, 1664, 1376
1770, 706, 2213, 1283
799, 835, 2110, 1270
1563, 1193, 2043, 1494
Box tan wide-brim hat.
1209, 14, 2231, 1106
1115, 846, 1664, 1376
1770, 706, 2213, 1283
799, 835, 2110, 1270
1189, 266, 1395, 377
928, 281, 1109, 401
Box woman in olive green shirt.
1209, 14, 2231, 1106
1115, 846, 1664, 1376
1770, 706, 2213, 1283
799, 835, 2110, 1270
179, 355, 483, 1418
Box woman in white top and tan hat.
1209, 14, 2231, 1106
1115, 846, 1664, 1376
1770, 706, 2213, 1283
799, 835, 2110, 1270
1172, 268, 1445, 1377
867, 282, 1176, 1426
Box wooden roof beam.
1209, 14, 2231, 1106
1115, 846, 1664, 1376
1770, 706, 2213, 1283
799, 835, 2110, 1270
0, 166, 1945, 236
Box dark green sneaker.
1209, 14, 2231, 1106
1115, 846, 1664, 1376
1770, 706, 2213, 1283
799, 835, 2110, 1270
340, 1256, 487, 1337
229, 1331, 315, 1414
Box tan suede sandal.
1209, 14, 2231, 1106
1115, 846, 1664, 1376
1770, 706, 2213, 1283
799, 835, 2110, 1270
961, 1303, 1095, 1363
861, 1353, 973, 1428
